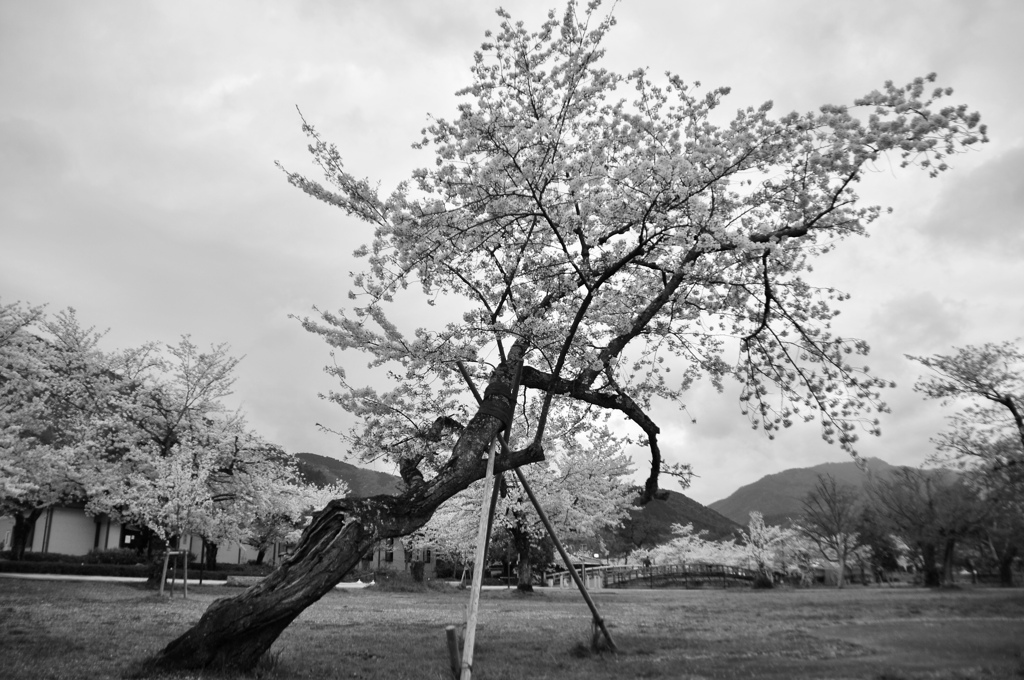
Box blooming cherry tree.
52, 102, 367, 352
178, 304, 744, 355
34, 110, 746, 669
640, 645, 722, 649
407, 486, 485, 581
0, 303, 120, 558
406, 399, 634, 588
646, 523, 746, 567
245, 479, 351, 565
154, 3, 987, 670
742, 511, 797, 586
497, 415, 634, 590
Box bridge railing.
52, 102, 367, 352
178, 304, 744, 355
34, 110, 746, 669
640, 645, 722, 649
544, 562, 757, 588
544, 564, 620, 589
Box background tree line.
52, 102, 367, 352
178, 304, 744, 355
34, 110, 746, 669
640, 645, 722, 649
0, 300, 344, 564
626, 341, 1023, 588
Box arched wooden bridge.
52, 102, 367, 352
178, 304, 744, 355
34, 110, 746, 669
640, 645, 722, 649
545, 563, 758, 589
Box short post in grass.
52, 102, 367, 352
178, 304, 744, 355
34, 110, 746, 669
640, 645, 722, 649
169, 551, 177, 596
445, 625, 461, 679
159, 551, 171, 597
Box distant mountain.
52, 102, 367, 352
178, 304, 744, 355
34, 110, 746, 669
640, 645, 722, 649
605, 489, 744, 555
707, 457, 898, 526
294, 452, 401, 498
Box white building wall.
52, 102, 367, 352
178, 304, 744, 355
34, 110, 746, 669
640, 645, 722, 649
8, 507, 106, 556
173, 534, 285, 566
96, 517, 123, 550
180, 534, 202, 560
3, 506, 434, 575
2, 508, 121, 556
41, 507, 96, 555
362, 538, 436, 577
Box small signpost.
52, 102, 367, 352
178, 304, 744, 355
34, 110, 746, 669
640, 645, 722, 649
159, 549, 189, 598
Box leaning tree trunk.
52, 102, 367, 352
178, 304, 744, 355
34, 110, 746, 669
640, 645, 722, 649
150, 353, 543, 673
511, 525, 534, 593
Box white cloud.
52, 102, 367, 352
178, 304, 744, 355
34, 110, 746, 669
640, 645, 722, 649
1, 0, 1021, 507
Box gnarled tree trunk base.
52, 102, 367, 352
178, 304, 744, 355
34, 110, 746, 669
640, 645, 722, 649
150, 351, 543, 672
152, 500, 374, 671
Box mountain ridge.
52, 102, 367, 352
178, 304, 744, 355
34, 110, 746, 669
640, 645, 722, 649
605, 488, 745, 555
294, 452, 402, 498
707, 457, 899, 525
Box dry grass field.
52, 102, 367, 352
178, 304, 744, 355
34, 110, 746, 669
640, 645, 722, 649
1, 578, 1022, 679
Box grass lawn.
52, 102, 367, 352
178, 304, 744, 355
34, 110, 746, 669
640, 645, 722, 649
1, 578, 1022, 679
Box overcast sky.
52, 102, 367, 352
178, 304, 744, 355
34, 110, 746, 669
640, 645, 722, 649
2, 0, 1021, 505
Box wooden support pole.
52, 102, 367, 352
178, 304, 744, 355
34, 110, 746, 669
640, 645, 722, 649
513, 466, 617, 653
454, 359, 616, 653
460, 438, 499, 680
483, 470, 502, 561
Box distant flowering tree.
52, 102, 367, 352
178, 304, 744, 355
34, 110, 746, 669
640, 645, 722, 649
89, 404, 326, 564
0, 301, 315, 566
407, 487, 483, 581
500, 421, 634, 590
742, 511, 796, 587
404, 399, 635, 589
89, 337, 289, 559
245, 480, 351, 565
153, 3, 987, 670
645, 523, 746, 566
0, 303, 121, 559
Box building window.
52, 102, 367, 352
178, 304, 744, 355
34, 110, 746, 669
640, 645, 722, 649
120, 526, 146, 550
384, 538, 394, 563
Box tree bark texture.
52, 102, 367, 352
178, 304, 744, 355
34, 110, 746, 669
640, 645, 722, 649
998, 546, 1018, 587
921, 543, 941, 587
835, 561, 846, 589
511, 525, 534, 592
204, 540, 219, 570
941, 538, 957, 585
151, 355, 543, 672
10, 509, 42, 560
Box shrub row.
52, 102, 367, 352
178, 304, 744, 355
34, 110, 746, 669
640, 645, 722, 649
0, 548, 148, 565
0, 556, 274, 580
0, 560, 153, 578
